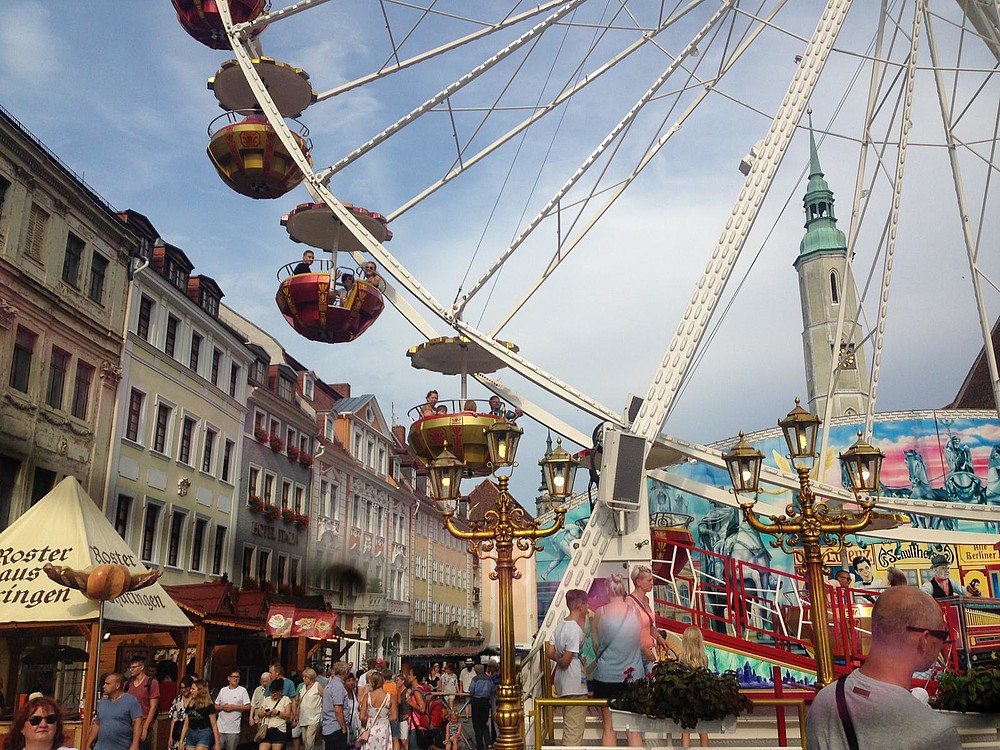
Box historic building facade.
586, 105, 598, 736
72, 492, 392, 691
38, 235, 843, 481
105, 220, 253, 585
0, 105, 135, 525
219, 305, 317, 595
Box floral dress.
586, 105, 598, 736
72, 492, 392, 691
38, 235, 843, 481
167, 694, 189, 750
364, 692, 392, 750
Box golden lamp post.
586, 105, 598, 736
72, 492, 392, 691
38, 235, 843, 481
426, 422, 580, 750
722, 398, 887, 688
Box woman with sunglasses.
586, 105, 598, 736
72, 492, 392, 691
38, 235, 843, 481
3, 696, 74, 750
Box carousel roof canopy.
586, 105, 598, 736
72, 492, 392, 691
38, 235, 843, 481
0, 477, 191, 629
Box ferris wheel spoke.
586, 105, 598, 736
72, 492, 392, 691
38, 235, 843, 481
489, 0, 786, 335
630, 0, 855, 443
388, 0, 712, 222
313, 1, 572, 101
319, 0, 586, 180
455, 1, 733, 317
925, 5, 1000, 415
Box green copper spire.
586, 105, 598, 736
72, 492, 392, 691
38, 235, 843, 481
800, 111, 847, 256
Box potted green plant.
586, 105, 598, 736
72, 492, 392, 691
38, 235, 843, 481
607, 660, 752, 734
932, 666, 1000, 732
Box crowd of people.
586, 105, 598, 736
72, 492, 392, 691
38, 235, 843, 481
4, 656, 501, 750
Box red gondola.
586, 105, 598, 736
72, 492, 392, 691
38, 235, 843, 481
207, 112, 311, 199
276, 267, 383, 343
171, 0, 268, 50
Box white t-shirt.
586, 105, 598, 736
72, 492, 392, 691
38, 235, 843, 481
552, 618, 587, 697
459, 667, 476, 693
215, 685, 251, 734
439, 672, 458, 696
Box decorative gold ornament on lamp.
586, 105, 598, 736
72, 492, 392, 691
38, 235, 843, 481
723, 400, 886, 688
425, 428, 577, 750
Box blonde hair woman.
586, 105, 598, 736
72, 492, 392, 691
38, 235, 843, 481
629, 564, 672, 669
678, 627, 710, 747
180, 680, 221, 750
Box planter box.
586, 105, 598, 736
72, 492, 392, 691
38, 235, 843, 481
936, 710, 1000, 730
609, 709, 738, 737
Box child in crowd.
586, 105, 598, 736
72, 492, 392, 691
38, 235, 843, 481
678, 627, 710, 748
444, 710, 462, 750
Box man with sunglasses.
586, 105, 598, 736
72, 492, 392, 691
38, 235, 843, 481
89, 673, 144, 750
806, 586, 960, 749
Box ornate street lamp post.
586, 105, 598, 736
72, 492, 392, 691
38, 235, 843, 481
723, 399, 885, 688
427, 423, 579, 750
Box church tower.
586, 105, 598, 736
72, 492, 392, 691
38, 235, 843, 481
794, 119, 869, 419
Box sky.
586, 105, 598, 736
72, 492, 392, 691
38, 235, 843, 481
2, 1, 998, 506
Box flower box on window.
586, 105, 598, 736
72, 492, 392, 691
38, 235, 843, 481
294, 513, 309, 529
248, 495, 264, 513
269, 433, 285, 452
254, 426, 269, 442
263, 505, 280, 520
281, 508, 295, 523
287, 445, 300, 462
299, 452, 313, 468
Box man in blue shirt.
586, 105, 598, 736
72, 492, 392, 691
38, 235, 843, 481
88, 673, 143, 750
322, 662, 350, 750
467, 665, 494, 750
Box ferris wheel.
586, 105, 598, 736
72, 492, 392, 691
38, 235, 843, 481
171, 1, 1000, 531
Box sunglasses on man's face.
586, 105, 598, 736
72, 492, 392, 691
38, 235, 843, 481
905, 625, 952, 642
28, 715, 58, 726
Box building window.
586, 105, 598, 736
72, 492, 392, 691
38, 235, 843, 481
303, 375, 314, 400
70, 361, 94, 419
189, 332, 202, 372
114, 495, 132, 539
278, 376, 294, 402
191, 518, 208, 572
257, 549, 271, 583
45, 348, 70, 410
167, 510, 186, 567
9, 327, 36, 393
179, 416, 196, 464
202, 428, 216, 473
319, 480, 330, 518
251, 360, 266, 385
242, 546, 255, 582
153, 403, 172, 454
62, 232, 84, 287
263, 473, 275, 503
277, 554, 288, 585
212, 524, 227, 575
211, 348, 221, 386
137, 295, 154, 341
290, 558, 301, 587
88, 253, 108, 303
164, 315, 179, 357
294, 485, 304, 514
281, 480, 292, 509
140, 503, 162, 563
229, 364, 240, 398
830, 270, 840, 304
248, 466, 260, 495
24, 203, 49, 261
0, 175, 9, 217
126, 389, 144, 442
221, 439, 235, 482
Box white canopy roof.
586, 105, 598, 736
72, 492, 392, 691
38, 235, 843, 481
0, 477, 191, 629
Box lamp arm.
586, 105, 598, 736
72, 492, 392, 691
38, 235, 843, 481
514, 511, 566, 540
739, 504, 796, 535
824, 508, 876, 537
443, 516, 497, 541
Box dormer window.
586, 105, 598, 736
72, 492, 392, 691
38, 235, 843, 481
278, 376, 294, 402
199, 289, 220, 317
164, 259, 189, 292
303, 375, 315, 401
250, 359, 267, 385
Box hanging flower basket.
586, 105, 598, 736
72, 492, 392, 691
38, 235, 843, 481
281, 508, 295, 523
299, 452, 314, 468
287, 445, 301, 462
269, 434, 285, 452
263, 505, 280, 520
294, 514, 309, 529
254, 426, 269, 442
